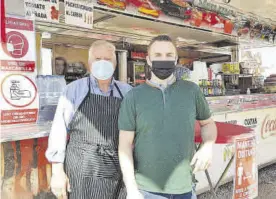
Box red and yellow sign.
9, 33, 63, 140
233, 134, 258, 199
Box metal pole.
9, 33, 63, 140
118, 50, 128, 82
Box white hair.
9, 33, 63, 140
88, 40, 116, 65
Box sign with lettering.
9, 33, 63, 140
261, 114, 276, 139
193, 0, 236, 17
244, 117, 258, 128
65, 0, 93, 29
131, 52, 147, 60
0, 74, 39, 125
0, 17, 36, 72
233, 134, 258, 199
24, 0, 59, 22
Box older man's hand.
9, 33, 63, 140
50, 170, 71, 199
191, 142, 213, 173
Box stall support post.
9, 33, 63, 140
231, 46, 239, 62
118, 50, 128, 82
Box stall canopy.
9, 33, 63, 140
4, 0, 276, 61
5, 0, 236, 60
219, 0, 276, 22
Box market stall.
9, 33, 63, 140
1, 0, 276, 198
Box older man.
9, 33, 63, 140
46, 40, 132, 199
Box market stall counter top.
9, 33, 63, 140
1, 93, 276, 143
207, 93, 276, 115
1, 123, 50, 143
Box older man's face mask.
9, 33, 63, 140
90, 47, 116, 80
91, 60, 114, 80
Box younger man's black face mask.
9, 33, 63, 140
151, 61, 176, 80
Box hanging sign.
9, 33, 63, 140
0, 74, 39, 125
24, 0, 59, 22
0, 17, 36, 72
131, 52, 147, 60
64, 0, 93, 29
193, 0, 236, 17
233, 134, 258, 199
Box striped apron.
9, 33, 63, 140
64, 78, 126, 199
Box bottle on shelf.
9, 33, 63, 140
246, 88, 251, 95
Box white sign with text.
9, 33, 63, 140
64, 0, 93, 29
24, 0, 59, 22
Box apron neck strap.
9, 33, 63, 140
87, 77, 123, 99
114, 82, 124, 99
87, 77, 91, 93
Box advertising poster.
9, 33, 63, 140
0, 17, 36, 72
24, 0, 59, 22
233, 134, 258, 199
65, 0, 93, 29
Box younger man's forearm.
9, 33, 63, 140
201, 121, 217, 144
119, 144, 138, 191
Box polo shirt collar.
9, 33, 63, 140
146, 75, 176, 90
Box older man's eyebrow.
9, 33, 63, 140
154, 52, 162, 56
167, 53, 174, 56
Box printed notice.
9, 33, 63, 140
0, 17, 36, 72
233, 134, 258, 199
0, 74, 39, 125
24, 0, 59, 22
65, 0, 93, 29
1, 109, 38, 125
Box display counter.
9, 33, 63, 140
1, 93, 276, 197
2, 93, 275, 142
196, 93, 276, 194
208, 93, 276, 115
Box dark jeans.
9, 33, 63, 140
140, 190, 192, 199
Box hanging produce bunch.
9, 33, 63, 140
95, 0, 276, 43
127, 0, 161, 17
152, 0, 193, 20
97, 0, 127, 10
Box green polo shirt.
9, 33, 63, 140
118, 80, 211, 194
